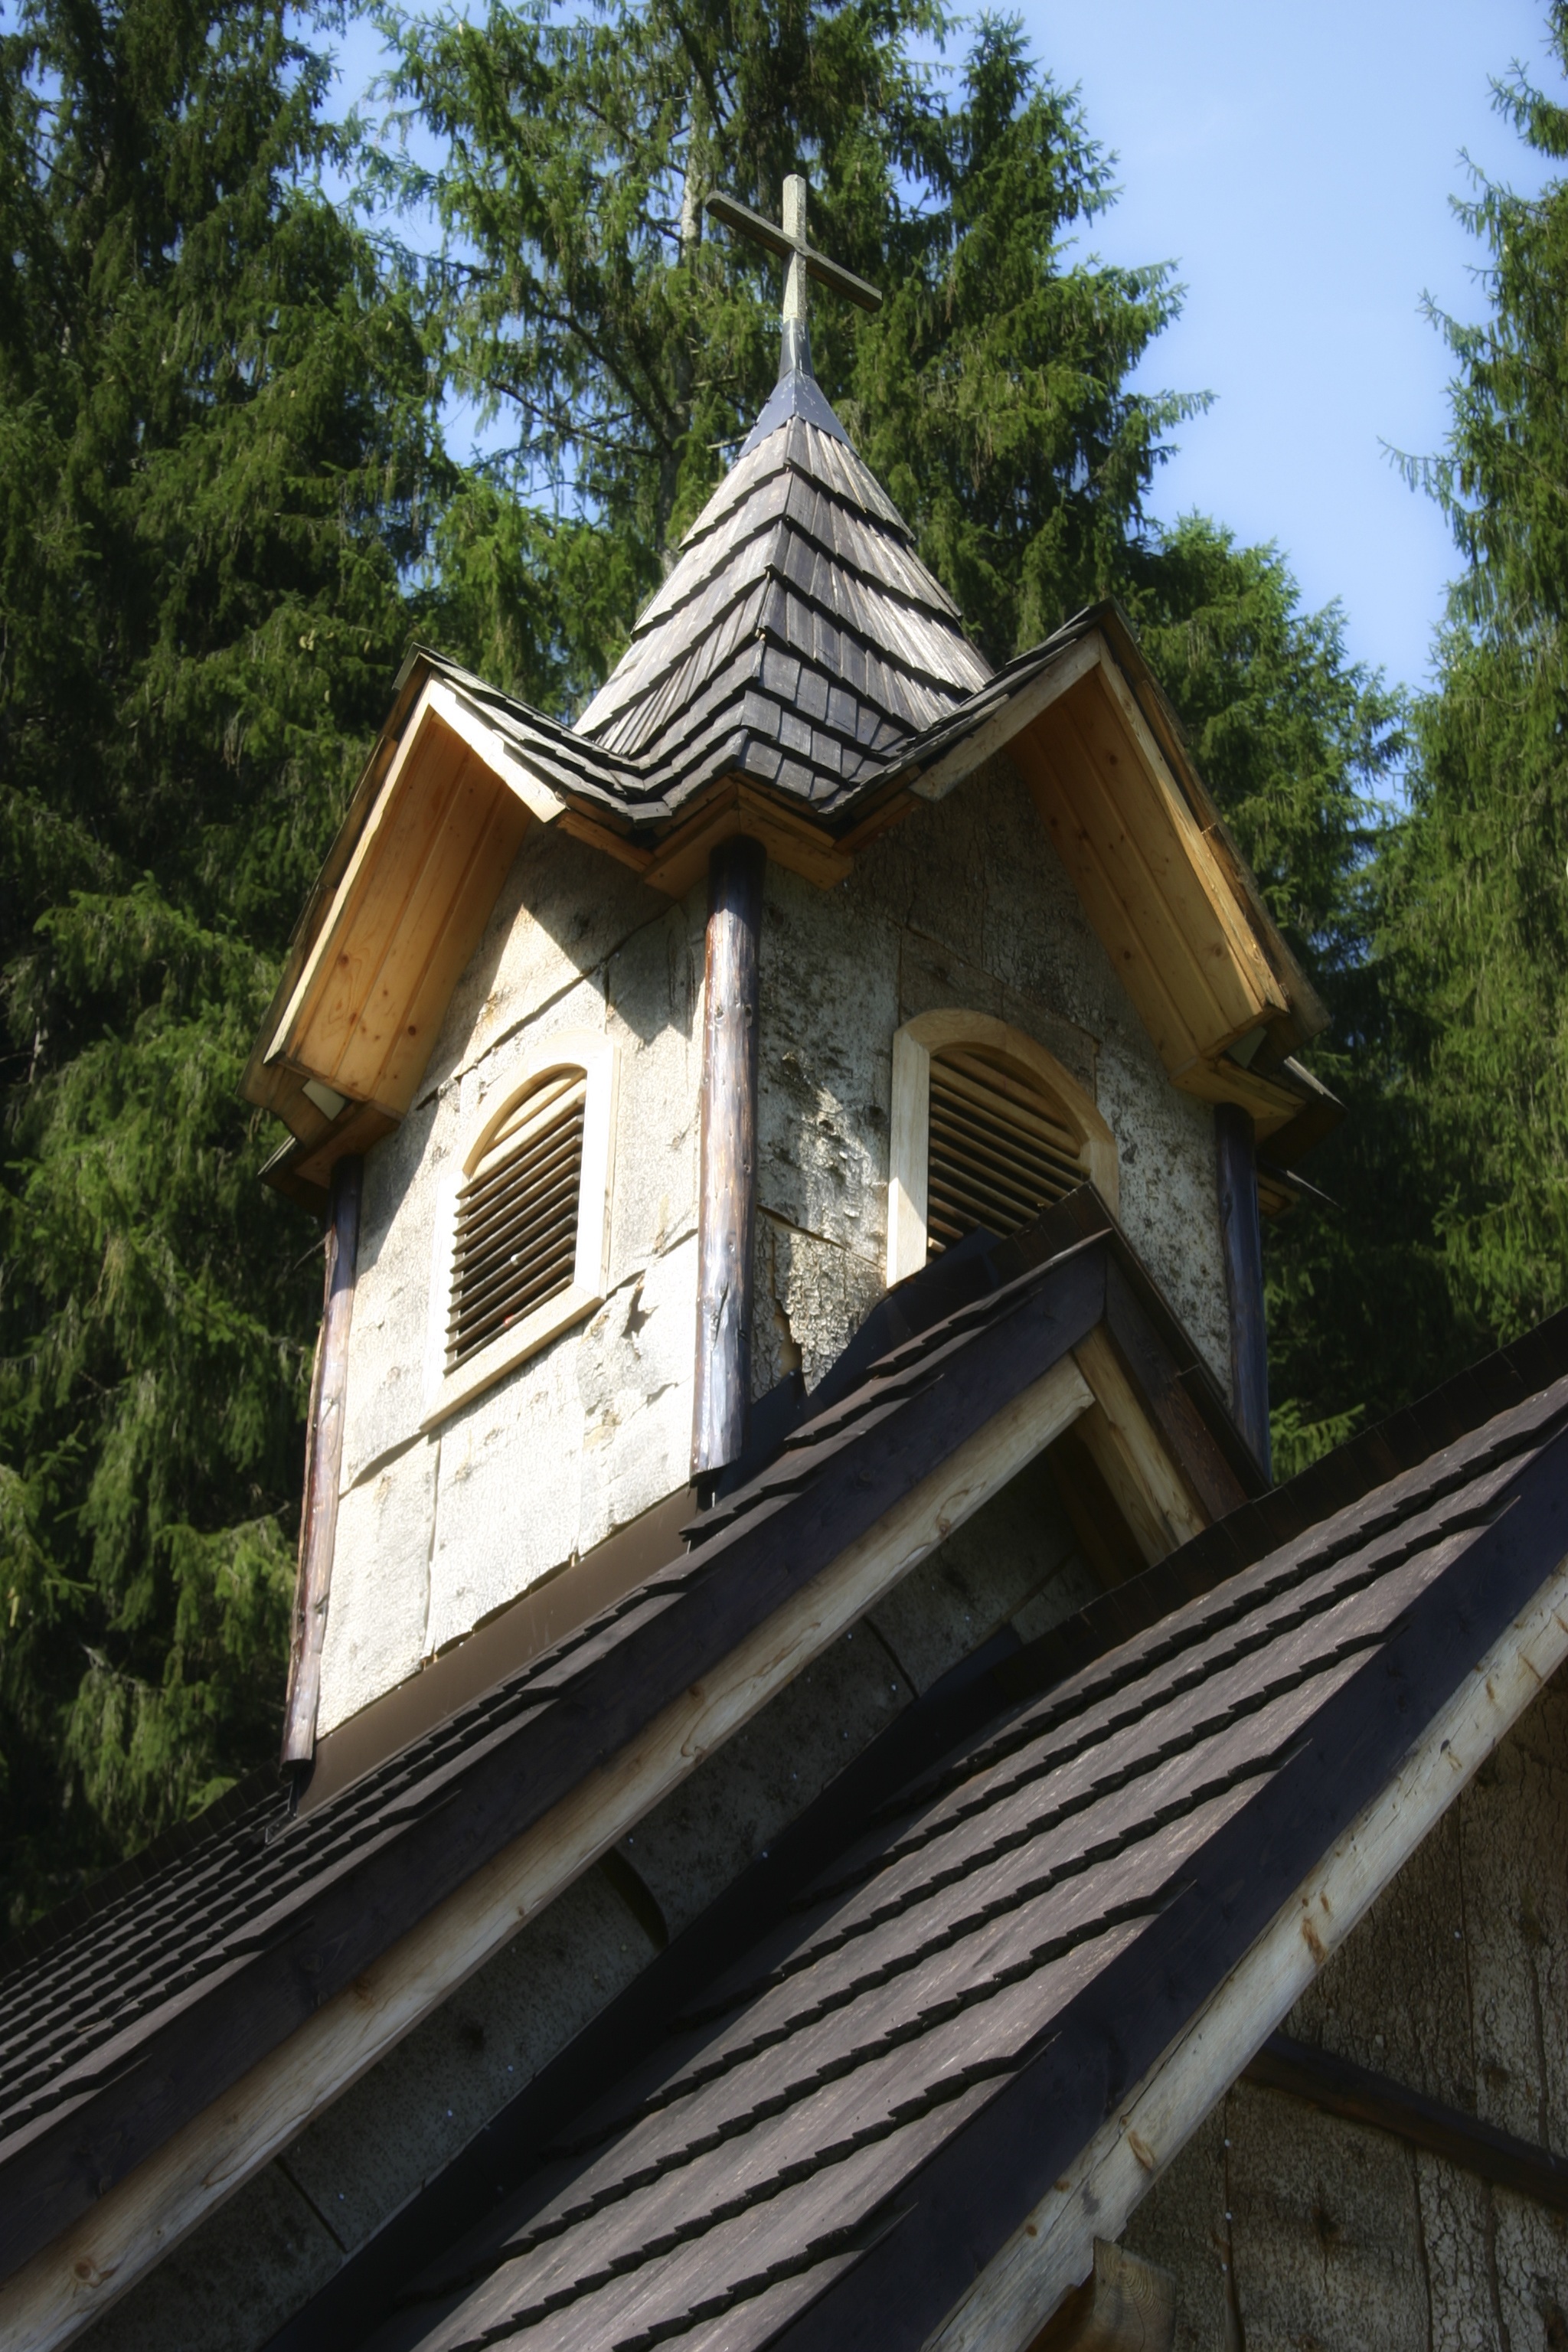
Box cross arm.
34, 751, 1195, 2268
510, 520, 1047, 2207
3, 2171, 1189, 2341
705, 191, 883, 313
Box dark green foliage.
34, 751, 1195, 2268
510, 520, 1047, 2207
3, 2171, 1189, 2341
1388, 8, 1568, 1346
0, 0, 446, 1922
1119, 522, 1472, 1468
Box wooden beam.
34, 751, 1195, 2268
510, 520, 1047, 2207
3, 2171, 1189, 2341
1243, 2034, 1568, 2215
1101, 1263, 1255, 1524
692, 835, 766, 1477
1171, 1050, 1309, 1144
919, 1540, 1568, 2352
1215, 1103, 1270, 1476
2, 1356, 1094, 2352
1028, 2240, 1174, 2352
279, 1158, 363, 1770
1091, 655, 1286, 1025
1071, 1328, 1206, 1563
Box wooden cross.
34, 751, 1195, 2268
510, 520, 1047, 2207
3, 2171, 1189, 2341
707, 174, 882, 359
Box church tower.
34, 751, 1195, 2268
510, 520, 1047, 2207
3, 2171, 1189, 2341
238, 175, 1331, 1767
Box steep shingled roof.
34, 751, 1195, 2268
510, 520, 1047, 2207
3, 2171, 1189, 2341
273, 1315, 1568, 2352
573, 367, 992, 811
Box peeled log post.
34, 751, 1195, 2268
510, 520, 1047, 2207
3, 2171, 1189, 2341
1214, 1101, 1270, 1476
692, 835, 766, 1478
280, 1155, 363, 1770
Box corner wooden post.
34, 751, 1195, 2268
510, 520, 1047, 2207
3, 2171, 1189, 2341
281, 1155, 363, 1770
1214, 1101, 1270, 1476
692, 835, 766, 1478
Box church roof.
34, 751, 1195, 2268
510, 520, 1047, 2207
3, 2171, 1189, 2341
10, 1195, 1568, 2348
296, 1329, 1568, 2352
572, 364, 992, 809
0, 1193, 1257, 2295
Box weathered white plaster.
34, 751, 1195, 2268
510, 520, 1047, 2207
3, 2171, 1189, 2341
424, 1315, 585, 1654
325, 743, 1241, 1734
317, 1438, 437, 1735
755, 862, 899, 1270
851, 757, 1232, 1390
1098, 1040, 1230, 1383
324, 844, 707, 1715
339, 1089, 459, 1492
603, 890, 705, 1289
424, 824, 672, 1096
575, 1234, 698, 1559
423, 1234, 697, 1658
753, 1212, 884, 1398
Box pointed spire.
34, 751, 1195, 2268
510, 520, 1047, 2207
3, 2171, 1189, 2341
573, 175, 988, 812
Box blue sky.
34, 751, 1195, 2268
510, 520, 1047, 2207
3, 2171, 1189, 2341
333, 2, 1561, 697
1013, 0, 1558, 694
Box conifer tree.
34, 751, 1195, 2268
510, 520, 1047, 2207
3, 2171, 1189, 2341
383, 0, 1205, 703
0, 0, 447, 1920
1390, 5, 1568, 1348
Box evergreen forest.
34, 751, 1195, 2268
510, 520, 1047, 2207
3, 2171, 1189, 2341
2, 0, 1565, 1926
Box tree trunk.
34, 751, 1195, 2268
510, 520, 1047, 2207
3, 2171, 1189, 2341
280, 1154, 364, 1771
692, 836, 766, 1478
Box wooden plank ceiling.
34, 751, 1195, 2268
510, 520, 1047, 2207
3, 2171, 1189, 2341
259, 701, 531, 1166
1006, 648, 1305, 1138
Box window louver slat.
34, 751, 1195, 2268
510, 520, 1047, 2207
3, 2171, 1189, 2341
448, 1073, 586, 1369
455, 1129, 583, 1266
926, 1049, 1088, 1259
449, 1188, 581, 1335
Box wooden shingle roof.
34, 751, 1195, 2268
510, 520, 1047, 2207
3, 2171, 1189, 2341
574, 367, 992, 809
273, 1307, 1568, 2351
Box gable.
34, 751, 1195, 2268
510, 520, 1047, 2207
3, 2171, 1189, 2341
242, 614, 1331, 1213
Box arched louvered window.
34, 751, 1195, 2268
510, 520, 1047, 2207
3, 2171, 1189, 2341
887, 1012, 1117, 1285
926, 1044, 1090, 1256
425, 1031, 617, 1423
448, 1067, 586, 1370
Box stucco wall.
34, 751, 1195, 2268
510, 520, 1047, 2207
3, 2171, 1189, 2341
318, 827, 706, 1736
751, 751, 1231, 1403
320, 752, 1232, 1738
1122, 1666, 1568, 2350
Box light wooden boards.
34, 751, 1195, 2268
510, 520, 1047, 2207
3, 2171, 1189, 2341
266, 703, 531, 1120
1008, 657, 1294, 1109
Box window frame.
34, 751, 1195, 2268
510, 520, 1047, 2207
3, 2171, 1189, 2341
886, 1009, 1118, 1286
423, 1027, 619, 1427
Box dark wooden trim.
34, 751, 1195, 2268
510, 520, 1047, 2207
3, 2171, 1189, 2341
1102, 1259, 1253, 1524
280, 1157, 362, 1770
1215, 1101, 1270, 1475
0, 1246, 1106, 2281
1245, 2034, 1568, 2214
692, 835, 766, 1477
